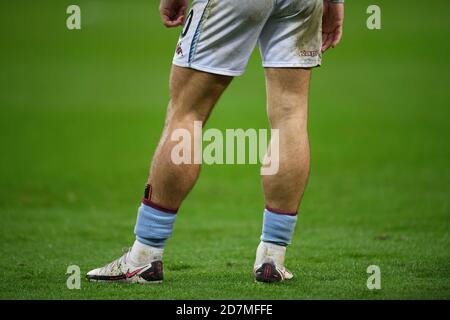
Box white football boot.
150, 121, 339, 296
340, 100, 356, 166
253, 241, 294, 283
86, 247, 164, 284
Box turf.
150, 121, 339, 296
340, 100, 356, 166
0, 0, 449, 299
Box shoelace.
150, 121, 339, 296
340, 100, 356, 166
99, 248, 130, 273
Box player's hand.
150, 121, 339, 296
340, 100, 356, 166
321, 1, 344, 52
160, 0, 188, 28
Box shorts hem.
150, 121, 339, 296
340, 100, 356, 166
262, 61, 322, 69
173, 61, 244, 77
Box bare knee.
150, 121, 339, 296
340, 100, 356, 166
167, 106, 207, 132
265, 68, 311, 127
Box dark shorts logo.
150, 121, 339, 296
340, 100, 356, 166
176, 42, 184, 56
300, 50, 320, 57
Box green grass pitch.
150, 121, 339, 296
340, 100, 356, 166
0, 0, 449, 299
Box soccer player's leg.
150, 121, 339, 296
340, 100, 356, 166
146, 65, 232, 210
254, 68, 311, 283
86, 66, 232, 284
253, 0, 323, 283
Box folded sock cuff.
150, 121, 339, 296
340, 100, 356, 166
134, 203, 177, 248
142, 198, 178, 214
261, 208, 298, 246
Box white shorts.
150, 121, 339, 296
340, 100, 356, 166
173, 0, 323, 76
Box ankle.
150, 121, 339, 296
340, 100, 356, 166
255, 241, 287, 266
128, 240, 164, 267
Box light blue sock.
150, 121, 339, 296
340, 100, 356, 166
134, 203, 177, 248
260, 208, 298, 246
